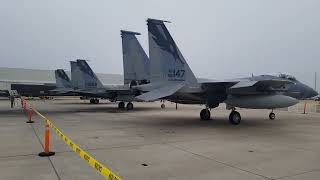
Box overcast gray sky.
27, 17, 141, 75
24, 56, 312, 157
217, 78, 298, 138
1, 0, 319, 90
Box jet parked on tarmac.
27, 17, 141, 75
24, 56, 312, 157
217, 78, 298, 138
50, 69, 74, 95
133, 18, 318, 125
59, 30, 151, 109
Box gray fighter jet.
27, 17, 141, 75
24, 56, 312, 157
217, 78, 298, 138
68, 30, 150, 109
50, 69, 74, 95
133, 18, 318, 125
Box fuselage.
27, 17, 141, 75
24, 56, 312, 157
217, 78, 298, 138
154, 74, 318, 110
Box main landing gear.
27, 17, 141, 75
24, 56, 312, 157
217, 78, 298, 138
199, 107, 275, 125
200, 108, 211, 120
269, 110, 276, 120
118, 101, 134, 110
199, 106, 241, 125
126, 102, 134, 110
229, 110, 241, 125
89, 98, 99, 104
118, 101, 125, 109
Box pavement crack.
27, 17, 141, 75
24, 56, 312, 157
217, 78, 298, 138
0, 153, 38, 159
275, 169, 320, 179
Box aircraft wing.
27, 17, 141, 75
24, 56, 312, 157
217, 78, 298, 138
229, 81, 257, 89
135, 82, 185, 101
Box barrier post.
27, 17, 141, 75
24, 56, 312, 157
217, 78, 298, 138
303, 102, 307, 114
39, 123, 55, 157
26, 106, 34, 123
22, 100, 26, 111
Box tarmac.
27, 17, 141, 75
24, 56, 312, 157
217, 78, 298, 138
0, 98, 320, 180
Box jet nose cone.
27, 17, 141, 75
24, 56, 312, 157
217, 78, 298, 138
305, 87, 318, 99
310, 89, 318, 98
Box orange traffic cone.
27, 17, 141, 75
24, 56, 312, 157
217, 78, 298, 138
38, 123, 55, 157
26, 106, 34, 123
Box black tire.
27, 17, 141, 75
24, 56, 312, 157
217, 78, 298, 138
269, 112, 276, 120
161, 104, 165, 109
200, 109, 211, 120
94, 99, 99, 104
89, 99, 94, 104
127, 102, 134, 110
229, 111, 241, 125
118, 102, 125, 109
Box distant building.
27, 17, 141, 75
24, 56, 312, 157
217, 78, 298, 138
0, 67, 123, 96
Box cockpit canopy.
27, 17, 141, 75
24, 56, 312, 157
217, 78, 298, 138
278, 73, 296, 81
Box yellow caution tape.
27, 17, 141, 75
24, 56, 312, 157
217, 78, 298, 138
32, 107, 122, 180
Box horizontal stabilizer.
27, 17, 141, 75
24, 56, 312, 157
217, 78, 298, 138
135, 83, 185, 101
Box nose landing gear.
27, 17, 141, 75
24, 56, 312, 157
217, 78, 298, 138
160, 100, 166, 109
269, 110, 276, 120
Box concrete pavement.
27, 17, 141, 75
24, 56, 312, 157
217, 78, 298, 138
0, 99, 319, 180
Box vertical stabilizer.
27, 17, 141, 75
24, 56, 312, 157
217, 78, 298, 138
147, 18, 197, 85
55, 69, 72, 89
76, 59, 104, 89
121, 30, 150, 85
70, 61, 82, 89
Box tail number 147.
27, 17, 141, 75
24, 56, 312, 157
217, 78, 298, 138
168, 69, 185, 80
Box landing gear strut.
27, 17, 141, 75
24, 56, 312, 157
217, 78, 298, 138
160, 100, 165, 109
126, 102, 134, 110
229, 110, 241, 125
200, 108, 211, 120
118, 101, 125, 109
269, 110, 276, 120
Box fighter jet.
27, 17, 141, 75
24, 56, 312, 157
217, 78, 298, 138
50, 69, 74, 95
133, 18, 318, 125
69, 30, 151, 109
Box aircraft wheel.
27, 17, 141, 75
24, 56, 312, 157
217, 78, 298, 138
94, 99, 99, 104
229, 111, 241, 125
161, 104, 165, 109
89, 99, 94, 104
118, 101, 125, 109
126, 102, 134, 110
269, 112, 276, 120
200, 109, 211, 120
